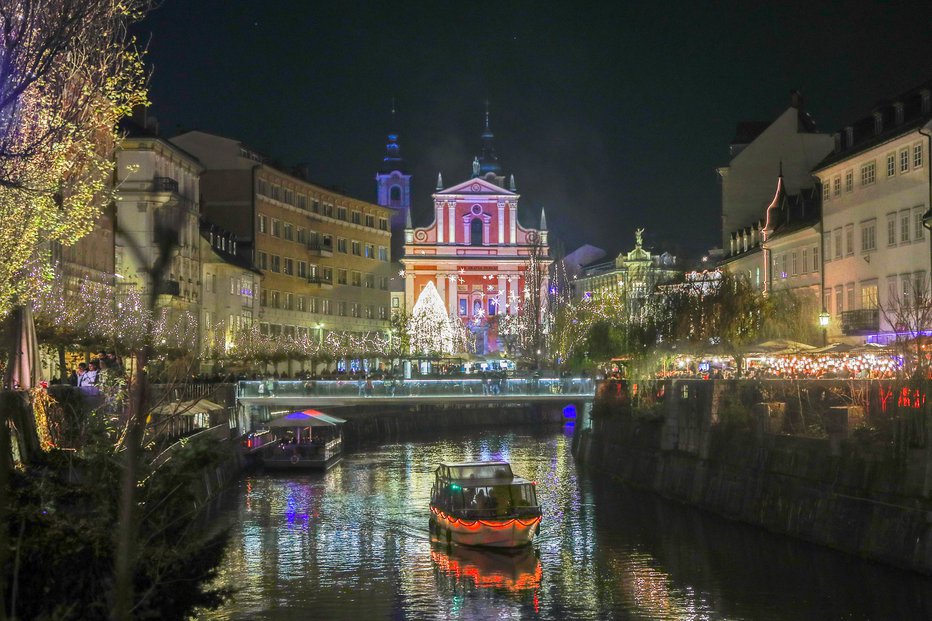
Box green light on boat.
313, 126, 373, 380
450, 484, 461, 491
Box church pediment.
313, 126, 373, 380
434, 177, 515, 197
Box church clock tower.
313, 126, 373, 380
375, 106, 412, 261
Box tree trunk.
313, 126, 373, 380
111, 346, 150, 621
58, 344, 67, 383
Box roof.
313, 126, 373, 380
440, 461, 510, 468
814, 79, 932, 171
267, 409, 347, 428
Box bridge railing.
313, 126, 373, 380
236, 378, 596, 399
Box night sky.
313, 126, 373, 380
137, 1, 932, 259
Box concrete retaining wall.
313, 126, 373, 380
574, 379, 932, 574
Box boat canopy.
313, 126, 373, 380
267, 409, 347, 428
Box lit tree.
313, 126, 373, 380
408, 281, 461, 356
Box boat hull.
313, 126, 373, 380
430, 507, 541, 548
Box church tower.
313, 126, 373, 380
375, 104, 412, 260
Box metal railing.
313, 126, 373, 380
237, 377, 596, 399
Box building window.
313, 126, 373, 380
284, 292, 293, 311
338, 301, 346, 316
379, 218, 388, 231
284, 188, 294, 206
351, 271, 361, 287
860, 162, 875, 186
308, 263, 319, 280
271, 219, 281, 237
257, 179, 269, 197
845, 169, 854, 192
337, 238, 347, 253
351, 240, 361, 256
822, 182, 830, 202
379, 276, 388, 290
365, 274, 374, 288
900, 149, 910, 173
379, 306, 388, 319
258, 214, 267, 234
322, 267, 332, 282
860, 281, 878, 309
833, 229, 842, 259
351, 210, 361, 225
887, 153, 896, 177
283, 258, 294, 276
379, 246, 388, 262
323, 203, 334, 217
338, 269, 347, 285
823, 289, 831, 315
916, 208, 926, 241
832, 176, 841, 196
790, 251, 798, 276
845, 224, 854, 256
297, 194, 307, 210
257, 251, 268, 270
270, 185, 281, 201
283, 223, 293, 241
351, 303, 360, 318
914, 143, 924, 168
823, 232, 831, 262
270, 290, 280, 309
834, 286, 844, 314
270, 255, 281, 273
297, 227, 306, 244
801, 248, 809, 274
260, 289, 267, 307
901, 210, 911, 243
312, 199, 320, 213
365, 243, 374, 259
298, 261, 307, 278
887, 213, 897, 246
337, 206, 347, 221
365, 214, 375, 228
309, 297, 319, 313
321, 299, 332, 315
846, 283, 855, 311
860, 220, 876, 252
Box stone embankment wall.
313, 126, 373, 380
574, 379, 932, 574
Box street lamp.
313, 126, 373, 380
819, 310, 830, 346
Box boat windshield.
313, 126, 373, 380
446, 464, 513, 480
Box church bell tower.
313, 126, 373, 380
375, 103, 412, 260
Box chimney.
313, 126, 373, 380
922, 89, 931, 114
844, 126, 854, 148
790, 90, 804, 110
833, 132, 841, 151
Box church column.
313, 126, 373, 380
509, 204, 517, 244
497, 275, 506, 316
483, 219, 490, 245
436, 201, 444, 243
448, 205, 456, 243
448, 273, 458, 316
435, 273, 446, 313
497, 201, 505, 244
405, 273, 415, 311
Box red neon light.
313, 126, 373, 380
430, 506, 541, 530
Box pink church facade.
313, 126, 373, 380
402, 174, 550, 354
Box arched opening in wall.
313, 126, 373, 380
390, 186, 401, 205
470, 218, 483, 246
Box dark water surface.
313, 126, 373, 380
201, 428, 932, 620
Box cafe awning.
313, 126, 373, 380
267, 409, 347, 428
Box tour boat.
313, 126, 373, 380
429, 461, 542, 548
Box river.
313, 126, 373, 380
201, 427, 932, 620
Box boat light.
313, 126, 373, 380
450, 483, 461, 491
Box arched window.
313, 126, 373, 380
389, 186, 401, 203
470, 218, 483, 246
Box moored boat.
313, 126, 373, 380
429, 461, 542, 548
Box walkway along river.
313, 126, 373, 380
200, 427, 932, 620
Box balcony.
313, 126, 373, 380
841, 308, 879, 335
153, 176, 179, 193
155, 279, 181, 297
307, 275, 333, 290
307, 240, 333, 257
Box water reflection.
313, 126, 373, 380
202, 429, 932, 620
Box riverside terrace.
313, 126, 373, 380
236, 377, 597, 407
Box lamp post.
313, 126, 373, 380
819, 310, 830, 347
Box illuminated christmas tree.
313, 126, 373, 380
408, 281, 459, 355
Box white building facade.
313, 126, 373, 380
814, 83, 932, 342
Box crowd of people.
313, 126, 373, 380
67, 351, 123, 389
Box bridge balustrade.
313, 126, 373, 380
237, 378, 595, 399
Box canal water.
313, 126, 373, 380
202, 428, 932, 620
